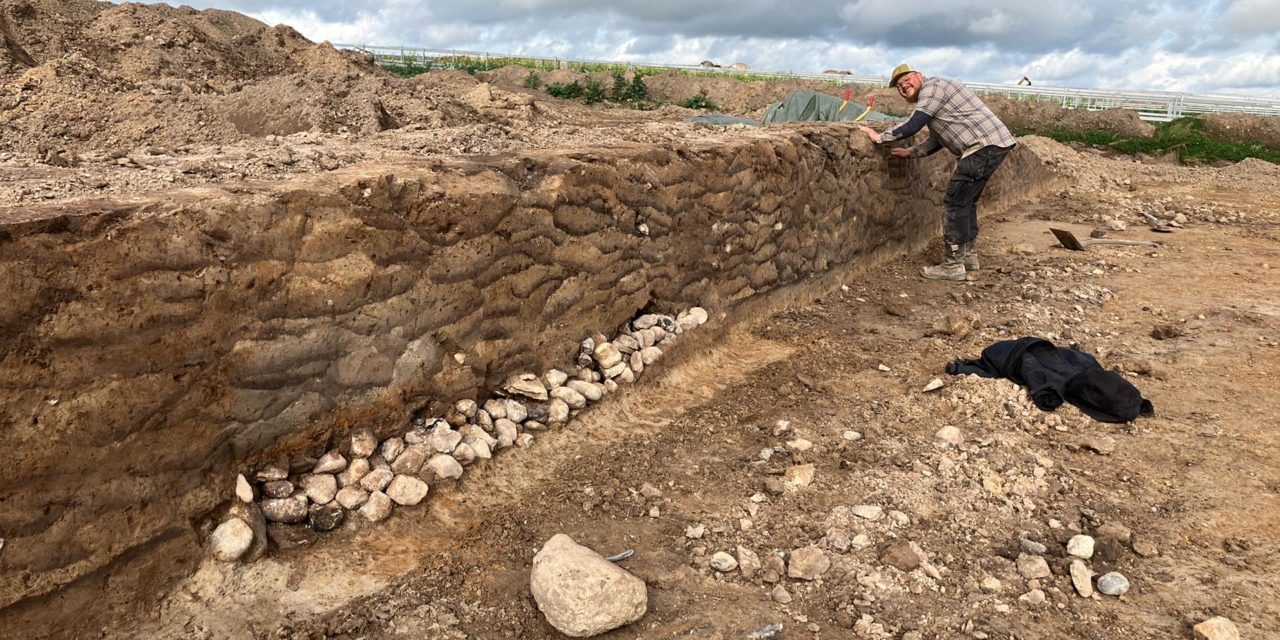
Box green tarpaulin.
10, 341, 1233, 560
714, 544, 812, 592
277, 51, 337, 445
685, 90, 900, 126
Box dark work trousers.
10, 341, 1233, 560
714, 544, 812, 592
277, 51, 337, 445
943, 144, 1013, 247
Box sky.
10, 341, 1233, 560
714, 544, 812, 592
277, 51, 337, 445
131, 0, 1279, 96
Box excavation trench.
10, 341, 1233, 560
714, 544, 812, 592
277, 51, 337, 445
0, 125, 1056, 637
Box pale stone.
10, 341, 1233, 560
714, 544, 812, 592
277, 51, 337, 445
467, 438, 493, 460
380, 437, 405, 463
616, 366, 635, 383
503, 374, 549, 401
504, 399, 529, 423
1193, 617, 1240, 640
737, 546, 761, 578
852, 505, 884, 520
335, 486, 369, 510
1020, 589, 1047, 605
788, 546, 830, 580
614, 334, 640, 353
770, 585, 792, 604
428, 424, 462, 453
358, 491, 393, 522
210, 518, 254, 561
552, 386, 587, 410
981, 577, 1003, 593
426, 454, 464, 480
350, 428, 378, 458
260, 497, 307, 523
544, 369, 569, 388
633, 314, 659, 329
337, 457, 371, 487
517, 433, 535, 448
710, 551, 738, 572
548, 398, 571, 424
454, 398, 478, 418
390, 444, 429, 475
688, 307, 709, 325
1067, 534, 1095, 559
235, 474, 254, 503
685, 524, 705, 539
602, 361, 628, 379
593, 342, 623, 369
1017, 554, 1052, 580
453, 442, 477, 465
312, 451, 348, 474
483, 399, 507, 419
530, 534, 648, 637
300, 474, 337, 505
1070, 560, 1094, 597
359, 467, 394, 493
629, 350, 644, 375
1097, 572, 1129, 596
567, 380, 604, 402
922, 378, 944, 392
784, 464, 815, 491
386, 475, 430, 506
935, 425, 964, 446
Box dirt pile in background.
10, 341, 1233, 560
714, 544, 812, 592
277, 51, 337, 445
1203, 113, 1280, 150
0, 0, 517, 153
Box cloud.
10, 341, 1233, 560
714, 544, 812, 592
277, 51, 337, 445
114, 0, 1280, 96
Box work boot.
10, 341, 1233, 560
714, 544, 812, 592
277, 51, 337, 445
961, 241, 979, 271
921, 245, 967, 281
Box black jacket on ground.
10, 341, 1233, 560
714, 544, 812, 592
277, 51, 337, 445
946, 337, 1154, 423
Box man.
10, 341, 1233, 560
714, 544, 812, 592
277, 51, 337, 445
859, 64, 1017, 281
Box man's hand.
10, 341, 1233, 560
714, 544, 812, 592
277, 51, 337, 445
890, 147, 912, 159
858, 125, 879, 144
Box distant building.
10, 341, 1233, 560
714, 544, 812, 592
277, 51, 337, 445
730, 62, 750, 70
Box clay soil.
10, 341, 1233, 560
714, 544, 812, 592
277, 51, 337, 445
3, 2, 1279, 639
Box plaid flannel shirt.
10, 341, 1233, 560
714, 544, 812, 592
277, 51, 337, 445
878, 76, 1016, 158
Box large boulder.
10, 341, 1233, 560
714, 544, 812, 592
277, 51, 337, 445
530, 534, 648, 637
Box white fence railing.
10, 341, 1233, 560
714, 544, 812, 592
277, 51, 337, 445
338, 44, 1280, 123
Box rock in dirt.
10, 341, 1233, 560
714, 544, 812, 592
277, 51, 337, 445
350, 428, 378, 458
1193, 617, 1240, 640
503, 374, 549, 401
313, 451, 348, 474
1019, 538, 1048, 555
567, 380, 604, 402
300, 474, 338, 505
260, 497, 308, 523
335, 486, 370, 510
390, 444, 429, 475
428, 424, 463, 453
783, 464, 815, 491
359, 491, 394, 522
530, 534, 648, 637
1067, 534, 1095, 559
386, 474, 429, 506
427, 453, 465, 480
359, 467, 394, 492
337, 457, 371, 487
710, 551, 739, 572
746, 623, 784, 640
1017, 553, 1052, 580
552, 386, 588, 410
210, 518, 254, 561
935, 425, 964, 446
922, 378, 945, 392
379, 436, 406, 463
1097, 572, 1130, 596
1082, 435, 1117, 456
879, 539, 924, 571
770, 585, 792, 604
1070, 560, 1094, 597
852, 505, 884, 520
737, 546, 761, 579
262, 480, 294, 498
308, 503, 345, 532
787, 546, 830, 580
235, 474, 254, 503
685, 524, 705, 539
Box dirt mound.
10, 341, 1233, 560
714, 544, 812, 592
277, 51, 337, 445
0, 0, 477, 152
984, 95, 1155, 138
1202, 113, 1280, 151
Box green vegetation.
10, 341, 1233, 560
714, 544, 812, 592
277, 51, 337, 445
1023, 116, 1279, 165
545, 80, 584, 99
678, 91, 718, 111
523, 72, 541, 90
584, 78, 605, 104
